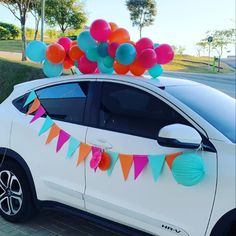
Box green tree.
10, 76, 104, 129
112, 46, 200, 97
1, 0, 32, 61
196, 41, 208, 57
126, 0, 157, 38
199, 29, 235, 71
29, 0, 41, 40
0, 22, 20, 39
45, 0, 87, 34
0, 26, 10, 39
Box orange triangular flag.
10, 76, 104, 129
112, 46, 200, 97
77, 143, 91, 166
119, 154, 133, 180
27, 98, 40, 115
45, 124, 60, 144
165, 152, 182, 169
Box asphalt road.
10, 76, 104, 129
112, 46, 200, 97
222, 58, 236, 69
163, 71, 236, 98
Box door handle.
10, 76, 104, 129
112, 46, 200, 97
88, 139, 113, 150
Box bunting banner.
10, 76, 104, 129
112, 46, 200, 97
24, 91, 206, 186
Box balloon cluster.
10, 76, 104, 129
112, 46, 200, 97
26, 19, 174, 78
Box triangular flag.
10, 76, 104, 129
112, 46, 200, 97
107, 151, 119, 176
56, 130, 70, 152
30, 105, 45, 123
77, 143, 91, 166
119, 154, 133, 180
148, 154, 166, 182
38, 116, 54, 136
27, 98, 40, 115
45, 124, 60, 144
67, 137, 80, 158
165, 152, 182, 169
24, 91, 37, 107
133, 155, 148, 180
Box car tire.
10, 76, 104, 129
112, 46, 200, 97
0, 160, 36, 222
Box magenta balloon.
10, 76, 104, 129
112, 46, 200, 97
78, 55, 97, 74
139, 48, 157, 69
135, 37, 153, 56
108, 42, 119, 58
57, 37, 71, 52
155, 44, 174, 64
90, 19, 111, 42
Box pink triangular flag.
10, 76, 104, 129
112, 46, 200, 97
56, 130, 70, 152
30, 105, 45, 123
133, 155, 148, 180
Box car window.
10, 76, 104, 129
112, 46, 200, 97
36, 82, 89, 124
99, 82, 190, 139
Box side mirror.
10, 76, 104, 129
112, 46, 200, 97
157, 124, 202, 149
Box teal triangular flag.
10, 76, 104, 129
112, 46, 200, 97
148, 154, 166, 182
107, 151, 119, 176
38, 116, 54, 136
24, 91, 37, 107
66, 137, 80, 158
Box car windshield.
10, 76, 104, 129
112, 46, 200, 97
166, 85, 236, 143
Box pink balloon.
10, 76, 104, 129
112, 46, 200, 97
57, 37, 72, 52
135, 37, 153, 56
78, 55, 97, 74
108, 42, 119, 58
90, 19, 111, 42
139, 48, 157, 69
155, 44, 174, 64
94, 68, 100, 74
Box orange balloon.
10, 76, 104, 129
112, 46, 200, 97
109, 22, 118, 32
63, 57, 74, 69
130, 59, 146, 76
109, 28, 130, 44
99, 152, 111, 171
69, 45, 84, 61
46, 43, 66, 64
113, 61, 129, 74
70, 40, 77, 46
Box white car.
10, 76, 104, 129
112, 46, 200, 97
0, 74, 235, 236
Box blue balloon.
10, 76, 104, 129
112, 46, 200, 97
103, 56, 114, 68
86, 46, 99, 62
77, 31, 96, 52
172, 153, 205, 186
148, 64, 163, 78
26, 40, 46, 62
98, 60, 114, 74
43, 60, 63, 78
97, 42, 109, 57
116, 43, 136, 65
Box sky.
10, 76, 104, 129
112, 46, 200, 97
0, 0, 235, 56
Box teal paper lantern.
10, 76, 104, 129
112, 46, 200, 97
171, 153, 205, 186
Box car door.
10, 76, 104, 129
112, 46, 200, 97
11, 80, 92, 210
84, 80, 217, 236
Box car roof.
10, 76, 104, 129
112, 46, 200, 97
14, 73, 200, 93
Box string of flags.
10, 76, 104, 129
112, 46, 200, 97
24, 91, 205, 186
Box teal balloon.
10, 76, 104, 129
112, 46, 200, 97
86, 46, 99, 62
148, 64, 163, 78
98, 60, 114, 74
154, 43, 160, 48
172, 153, 205, 186
98, 42, 109, 57
103, 56, 114, 68
116, 43, 136, 65
26, 40, 46, 62
74, 66, 81, 75
43, 60, 63, 78
77, 31, 96, 52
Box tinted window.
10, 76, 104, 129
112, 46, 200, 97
166, 85, 236, 143
36, 82, 89, 124
99, 83, 189, 139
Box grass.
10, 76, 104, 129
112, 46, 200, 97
163, 55, 234, 74
0, 57, 44, 103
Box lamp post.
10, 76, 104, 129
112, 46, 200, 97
40, 0, 45, 42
